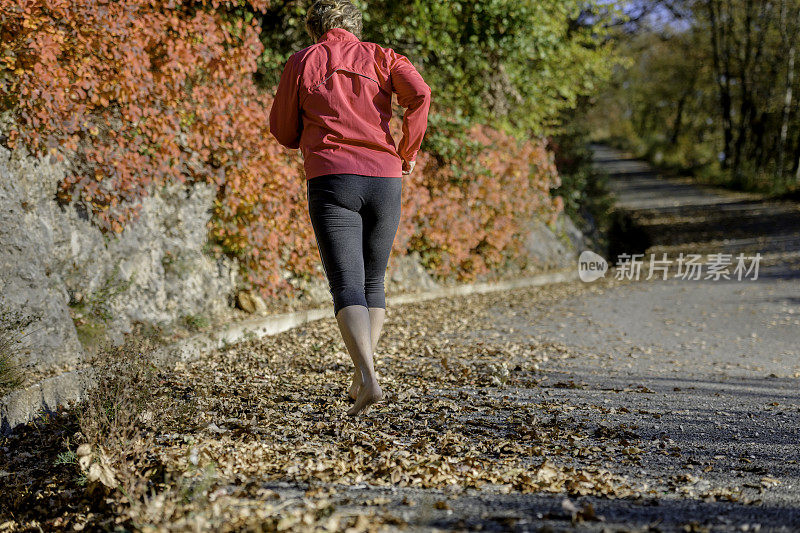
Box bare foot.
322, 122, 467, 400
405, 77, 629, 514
346, 380, 382, 417
348, 370, 362, 400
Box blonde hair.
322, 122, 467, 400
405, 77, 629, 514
305, 0, 363, 42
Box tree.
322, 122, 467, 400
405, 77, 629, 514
590, 0, 800, 191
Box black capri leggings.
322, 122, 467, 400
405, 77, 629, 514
306, 173, 403, 315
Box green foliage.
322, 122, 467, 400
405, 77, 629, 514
54, 449, 79, 467
182, 314, 210, 332
551, 123, 614, 253
589, 0, 800, 193
74, 320, 107, 351
253, 0, 311, 88
587, 25, 721, 172
254, 0, 619, 136
423, 111, 490, 183
53, 447, 88, 486
250, 0, 620, 277
367, 0, 618, 135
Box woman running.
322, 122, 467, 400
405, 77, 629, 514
269, 0, 432, 416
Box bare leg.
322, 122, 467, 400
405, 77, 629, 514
368, 306, 387, 351
336, 305, 383, 416
349, 307, 386, 399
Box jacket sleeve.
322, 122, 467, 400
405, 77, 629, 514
269, 54, 302, 149
389, 51, 432, 165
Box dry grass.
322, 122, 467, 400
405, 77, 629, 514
0, 333, 208, 531
0, 347, 21, 396
0, 310, 38, 396
73, 335, 207, 529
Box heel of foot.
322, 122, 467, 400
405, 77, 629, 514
368, 389, 383, 402
346, 384, 383, 417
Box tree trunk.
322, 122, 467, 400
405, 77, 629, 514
670, 79, 694, 146
778, 1, 800, 186
708, 1, 735, 169
795, 140, 800, 182
778, 45, 796, 183
731, 0, 755, 182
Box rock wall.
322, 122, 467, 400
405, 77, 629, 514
54, 180, 236, 342
524, 213, 587, 271
0, 144, 237, 424
0, 148, 85, 378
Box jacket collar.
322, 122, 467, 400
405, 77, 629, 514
318, 28, 360, 43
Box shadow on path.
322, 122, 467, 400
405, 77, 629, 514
592, 144, 800, 275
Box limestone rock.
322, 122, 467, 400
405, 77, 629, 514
294, 276, 331, 305
386, 251, 439, 293
0, 145, 84, 377
0, 140, 238, 342
553, 212, 587, 254
0, 133, 237, 428
523, 213, 586, 270
236, 290, 266, 314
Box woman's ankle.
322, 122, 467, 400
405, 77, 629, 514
359, 369, 378, 386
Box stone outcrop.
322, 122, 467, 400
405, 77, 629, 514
524, 213, 587, 270
0, 145, 237, 342
0, 147, 85, 378
0, 144, 237, 430
386, 251, 440, 293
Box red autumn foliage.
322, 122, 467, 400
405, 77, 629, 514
399, 122, 562, 280
1, 0, 562, 298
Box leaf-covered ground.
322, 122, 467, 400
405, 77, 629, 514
3, 273, 797, 532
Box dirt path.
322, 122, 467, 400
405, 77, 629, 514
3, 147, 799, 532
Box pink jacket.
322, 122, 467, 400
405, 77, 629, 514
269, 28, 432, 179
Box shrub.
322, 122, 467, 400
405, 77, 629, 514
75, 335, 203, 528
77, 338, 161, 468
0, 0, 316, 299
403, 113, 562, 279
1, 0, 563, 299
549, 123, 614, 254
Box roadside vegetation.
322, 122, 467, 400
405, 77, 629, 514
588, 0, 800, 195
551, 123, 615, 255
0, 311, 34, 395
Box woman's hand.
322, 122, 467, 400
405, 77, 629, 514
402, 160, 416, 175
